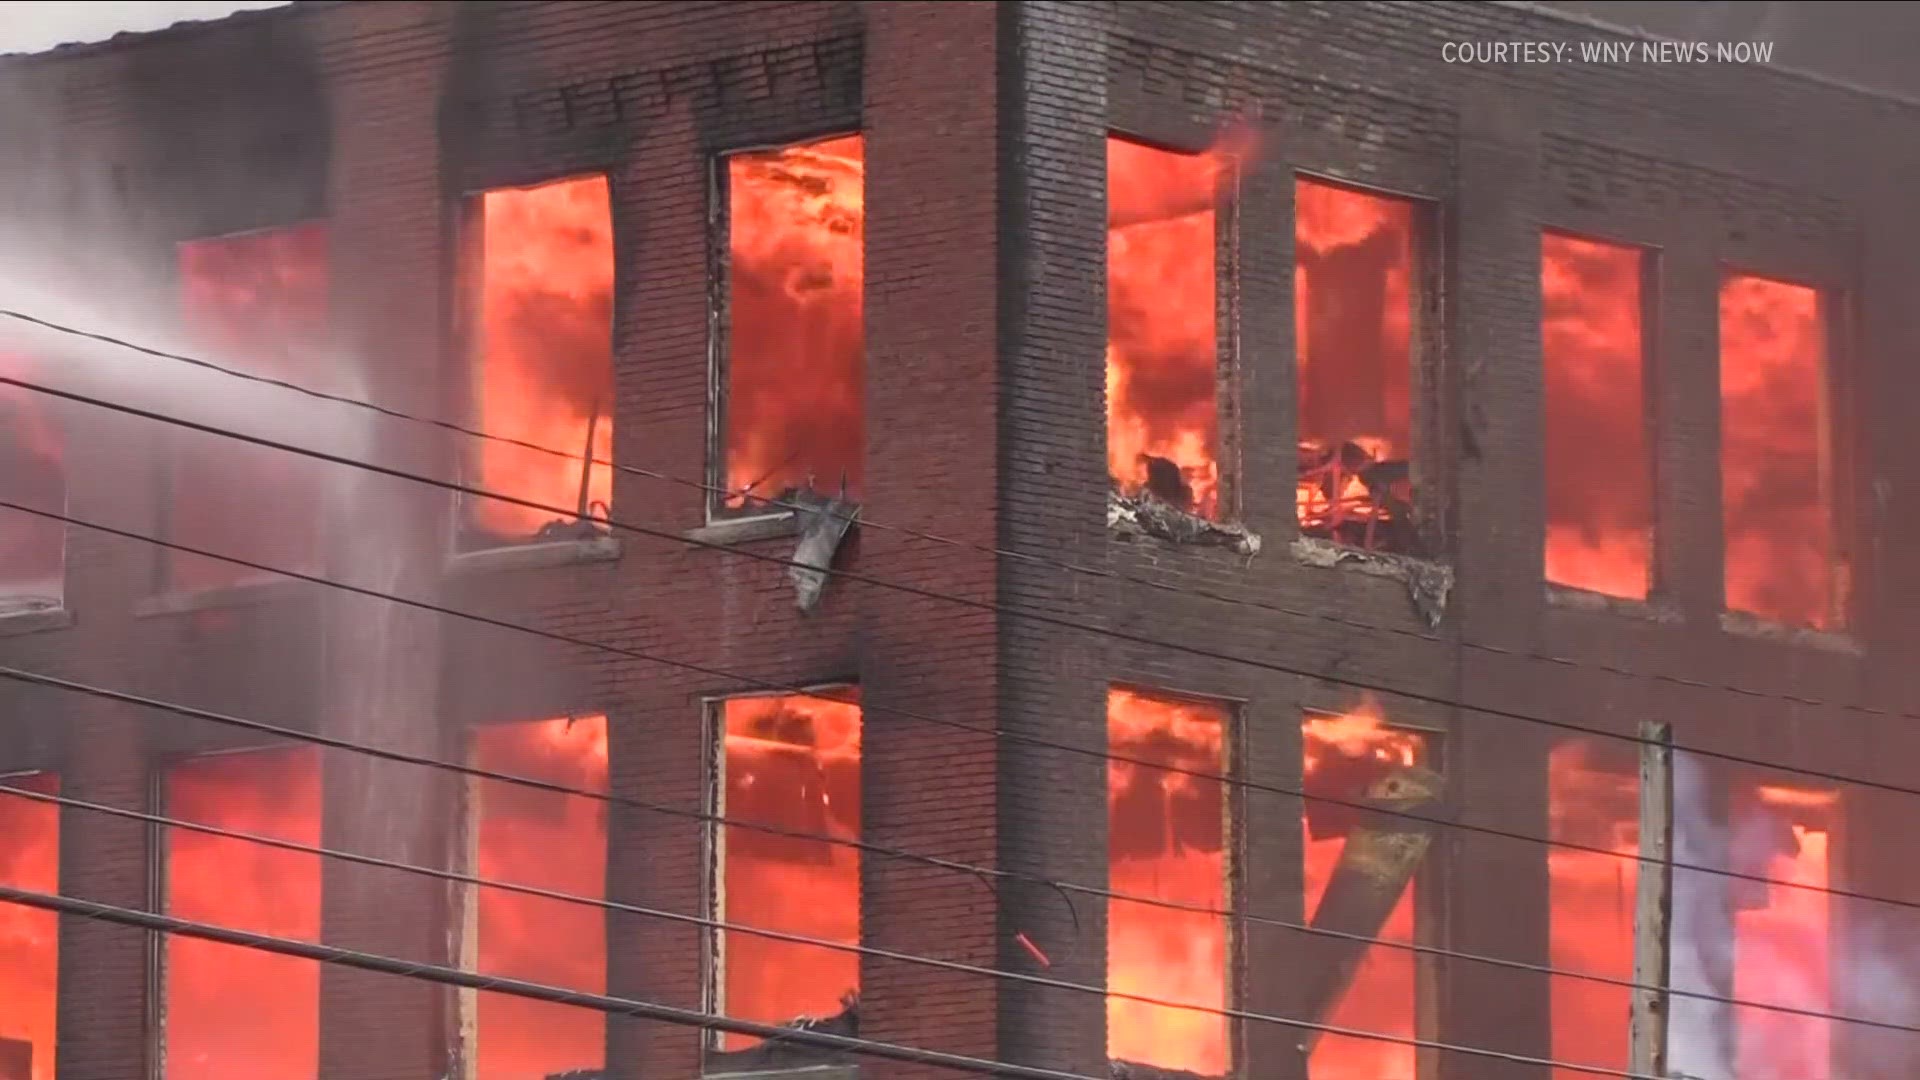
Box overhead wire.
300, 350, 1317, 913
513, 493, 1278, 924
5, 768, 1910, 1039
0, 348, 1896, 808
2, 502, 1915, 1043
0, 495, 1898, 914
0, 305, 1892, 721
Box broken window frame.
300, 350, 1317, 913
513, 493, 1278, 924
1715, 266, 1854, 631
1104, 131, 1245, 526
1297, 700, 1446, 1080
700, 684, 863, 1072
450, 172, 618, 556
1539, 228, 1661, 603
1103, 682, 1242, 1079
159, 220, 332, 598
152, 742, 320, 1080
1291, 173, 1444, 562
704, 130, 866, 527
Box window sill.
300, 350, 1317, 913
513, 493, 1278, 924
134, 577, 313, 619
446, 536, 623, 578
1719, 610, 1860, 654
1546, 584, 1682, 623
0, 603, 73, 638
688, 513, 801, 546
1290, 535, 1454, 629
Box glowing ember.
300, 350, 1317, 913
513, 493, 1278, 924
175, 222, 331, 594
723, 136, 865, 512
165, 747, 321, 1080
1107, 137, 1244, 520
0, 773, 57, 1080
1542, 234, 1651, 599
719, 692, 861, 1047
1302, 699, 1422, 1080
1107, 687, 1228, 1075
1733, 786, 1834, 1080
1720, 275, 1838, 629
1547, 741, 1638, 1080
471, 715, 609, 1080
0, 354, 63, 606
1295, 180, 1418, 555
469, 176, 615, 543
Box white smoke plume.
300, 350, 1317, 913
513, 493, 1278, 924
0, 2, 287, 56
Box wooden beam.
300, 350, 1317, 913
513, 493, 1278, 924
1628, 721, 1675, 1078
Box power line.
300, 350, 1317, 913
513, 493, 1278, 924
1, 497, 1896, 914
0, 881, 1097, 1080
0, 370, 1901, 807
1, 305, 1889, 723
0, 879, 1691, 1080
8, 774, 1908, 1039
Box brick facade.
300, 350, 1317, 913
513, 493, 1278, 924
3, 3, 1920, 1079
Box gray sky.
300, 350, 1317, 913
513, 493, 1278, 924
0, 1, 285, 56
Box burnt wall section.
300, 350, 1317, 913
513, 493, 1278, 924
996, 3, 1112, 1076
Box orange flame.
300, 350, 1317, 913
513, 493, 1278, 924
0, 772, 57, 1080
1107, 687, 1230, 1075
1107, 133, 1248, 520
1720, 275, 1837, 629
1295, 180, 1417, 554
0, 353, 64, 603
724, 136, 865, 510
471, 715, 610, 1080
471, 176, 615, 540
165, 747, 322, 1080
1302, 699, 1422, 1080
175, 223, 331, 593
1542, 234, 1651, 599
719, 692, 862, 1047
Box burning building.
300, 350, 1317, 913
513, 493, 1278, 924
0, 5, 1915, 1080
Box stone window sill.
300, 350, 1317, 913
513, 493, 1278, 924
446, 536, 623, 578
1546, 583, 1682, 624
134, 577, 313, 618
0, 604, 74, 638
687, 512, 801, 546
1720, 610, 1859, 654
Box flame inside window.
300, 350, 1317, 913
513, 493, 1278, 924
0, 772, 57, 1080
1720, 274, 1839, 629
716, 692, 861, 1048
0, 354, 63, 611
470, 715, 609, 1080
1295, 180, 1419, 555
1547, 740, 1640, 1080
174, 223, 331, 593
1302, 699, 1424, 1080
164, 747, 321, 1080
1107, 687, 1229, 1075
721, 136, 865, 514
469, 176, 615, 545
1106, 138, 1232, 520
1543, 235, 1651, 599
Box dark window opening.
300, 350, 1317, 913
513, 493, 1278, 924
0, 771, 58, 1080
1295, 179, 1426, 557
1107, 138, 1231, 521
163, 746, 321, 1080
465, 715, 609, 1080
460, 175, 616, 551
1542, 233, 1653, 600
0, 356, 65, 613
708, 690, 861, 1072
1720, 274, 1843, 629
1106, 686, 1230, 1076
713, 135, 866, 519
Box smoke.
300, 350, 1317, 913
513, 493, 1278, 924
0, 2, 289, 56
1666, 751, 1920, 1080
